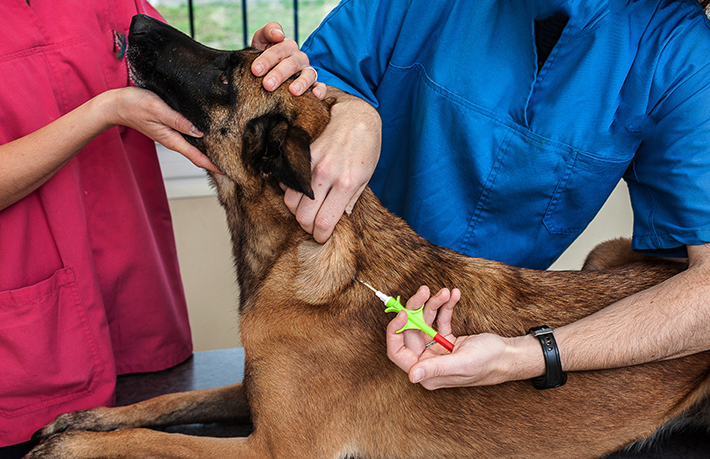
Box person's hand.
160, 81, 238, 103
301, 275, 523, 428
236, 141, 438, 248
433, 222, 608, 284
99, 87, 219, 173
250, 22, 326, 98
386, 285, 460, 381
386, 285, 539, 390
283, 88, 381, 242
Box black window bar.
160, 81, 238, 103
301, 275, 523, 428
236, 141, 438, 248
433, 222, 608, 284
186, 0, 301, 47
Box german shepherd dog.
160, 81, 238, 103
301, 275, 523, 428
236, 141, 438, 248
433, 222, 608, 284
26, 14, 710, 459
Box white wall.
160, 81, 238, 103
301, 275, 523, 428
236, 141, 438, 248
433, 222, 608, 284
169, 196, 242, 351
549, 182, 633, 270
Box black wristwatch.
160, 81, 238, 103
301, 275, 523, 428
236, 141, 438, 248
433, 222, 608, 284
528, 326, 567, 390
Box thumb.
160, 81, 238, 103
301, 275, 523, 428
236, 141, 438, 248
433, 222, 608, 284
409, 363, 429, 384
251, 22, 285, 49
409, 356, 453, 387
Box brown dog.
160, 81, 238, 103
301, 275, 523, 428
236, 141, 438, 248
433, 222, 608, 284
26, 14, 710, 459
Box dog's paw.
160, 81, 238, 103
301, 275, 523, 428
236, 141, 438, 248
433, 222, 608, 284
31, 407, 115, 441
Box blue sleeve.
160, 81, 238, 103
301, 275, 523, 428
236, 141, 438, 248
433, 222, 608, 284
301, 0, 412, 107
626, 4, 710, 257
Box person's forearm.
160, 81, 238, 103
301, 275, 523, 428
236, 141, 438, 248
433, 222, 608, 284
0, 93, 113, 210
556, 251, 710, 372
495, 245, 710, 385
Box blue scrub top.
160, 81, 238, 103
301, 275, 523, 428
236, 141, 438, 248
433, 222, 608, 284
302, 0, 710, 268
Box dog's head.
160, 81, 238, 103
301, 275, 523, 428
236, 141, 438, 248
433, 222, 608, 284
127, 14, 333, 199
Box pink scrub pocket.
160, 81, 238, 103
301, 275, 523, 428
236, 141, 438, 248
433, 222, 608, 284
0, 268, 104, 417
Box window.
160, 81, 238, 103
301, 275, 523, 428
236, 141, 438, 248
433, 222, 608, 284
150, 0, 337, 198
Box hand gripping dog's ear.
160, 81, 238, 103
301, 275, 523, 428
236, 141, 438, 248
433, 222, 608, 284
243, 113, 315, 199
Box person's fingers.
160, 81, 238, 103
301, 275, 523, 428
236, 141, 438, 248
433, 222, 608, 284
311, 82, 327, 100
386, 311, 421, 373
283, 187, 306, 219
253, 40, 308, 92
250, 22, 285, 50
161, 109, 203, 138
401, 286, 434, 351
435, 288, 460, 337
293, 192, 321, 237
148, 104, 221, 173
406, 286, 431, 311
251, 23, 323, 96
343, 183, 366, 216
115, 88, 219, 173
288, 65, 318, 96
177, 143, 220, 173
310, 174, 364, 243
420, 288, 451, 323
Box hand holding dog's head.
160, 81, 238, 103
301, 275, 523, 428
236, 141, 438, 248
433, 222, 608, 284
127, 14, 331, 199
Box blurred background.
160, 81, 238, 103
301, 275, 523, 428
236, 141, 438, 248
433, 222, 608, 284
152, 0, 336, 48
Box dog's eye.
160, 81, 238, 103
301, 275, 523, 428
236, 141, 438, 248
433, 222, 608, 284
220, 73, 229, 85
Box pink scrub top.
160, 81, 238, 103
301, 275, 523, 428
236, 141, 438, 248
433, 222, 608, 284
0, 0, 193, 445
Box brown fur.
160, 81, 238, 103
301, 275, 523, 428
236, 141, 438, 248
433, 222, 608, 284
26, 15, 710, 459
581, 238, 689, 271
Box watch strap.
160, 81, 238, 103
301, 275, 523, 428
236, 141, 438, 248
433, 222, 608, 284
528, 326, 567, 390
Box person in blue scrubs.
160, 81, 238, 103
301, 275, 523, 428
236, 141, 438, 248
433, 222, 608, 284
261, 0, 710, 389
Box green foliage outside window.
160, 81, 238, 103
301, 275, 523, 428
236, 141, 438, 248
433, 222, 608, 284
152, 0, 336, 49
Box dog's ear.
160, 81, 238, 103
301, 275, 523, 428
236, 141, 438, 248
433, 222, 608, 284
242, 113, 315, 199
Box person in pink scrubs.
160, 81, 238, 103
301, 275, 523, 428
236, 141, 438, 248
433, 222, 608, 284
0, 0, 316, 447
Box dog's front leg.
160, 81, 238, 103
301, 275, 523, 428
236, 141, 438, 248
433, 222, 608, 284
33, 383, 249, 440
25, 429, 269, 459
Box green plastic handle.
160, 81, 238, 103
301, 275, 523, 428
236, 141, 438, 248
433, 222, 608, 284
384, 296, 438, 339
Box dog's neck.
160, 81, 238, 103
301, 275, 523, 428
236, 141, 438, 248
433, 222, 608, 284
291, 187, 455, 304
213, 170, 492, 327
209, 173, 298, 300
212, 171, 415, 306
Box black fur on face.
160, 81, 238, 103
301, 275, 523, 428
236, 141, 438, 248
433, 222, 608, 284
126, 14, 327, 200
127, 14, 243, 134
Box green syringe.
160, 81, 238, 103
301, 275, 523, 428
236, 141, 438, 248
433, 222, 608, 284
358, 280, 455, 352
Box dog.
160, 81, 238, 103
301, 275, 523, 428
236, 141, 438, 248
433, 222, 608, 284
25, 14, 710, 459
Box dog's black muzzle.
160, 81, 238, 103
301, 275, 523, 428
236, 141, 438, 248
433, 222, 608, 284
127, 14, 242, 133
